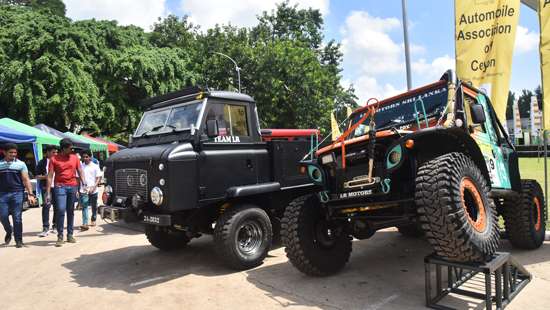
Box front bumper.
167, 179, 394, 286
99, 205, 171, 226
99, 205, 128, 221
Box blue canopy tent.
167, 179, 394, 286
0, 124, 36, 144
0, 124, 42, 200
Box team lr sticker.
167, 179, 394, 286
214, 136, 240, 143
339, 189, 372, 199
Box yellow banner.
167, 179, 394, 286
455, 0, 520, 122
539, 0, 550, 129
330, 112, 341, 140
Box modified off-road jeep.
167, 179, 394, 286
99, 87, 318, 270
282, 70, 546, 276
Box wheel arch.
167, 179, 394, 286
407, 128, 491, 187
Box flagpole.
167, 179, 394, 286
402, 0, 412, 90
545, 128, 548, 221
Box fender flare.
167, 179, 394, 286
405, 127, 491, 187
226, 182, 281, 198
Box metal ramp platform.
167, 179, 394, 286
424, 252, 531, 310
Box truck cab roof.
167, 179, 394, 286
140, 87, 254, 111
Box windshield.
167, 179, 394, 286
347, 84, 448, 139
134, 101, 203, 137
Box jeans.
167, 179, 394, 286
0, 191, 24, 242
80, 192, 98, 225
54, 185, 77, 238
41, 189, 57, 230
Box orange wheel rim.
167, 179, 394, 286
460, 177, 487, 232
534, 197, 542, 231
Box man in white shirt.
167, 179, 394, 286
79, 150, 102, 230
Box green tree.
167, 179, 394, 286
150, 15, 198, 49
517, 89, 533, 118
1, 1, 351, 139
506, 90, 515, 120
251, 0, 324, 49
0, 0, 65, 16
0, 6, 197, 136
534, 85, 543, 110
0, 5, 101, 131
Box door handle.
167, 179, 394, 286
246, 159, 253, 169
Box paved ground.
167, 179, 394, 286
1, 207, 550, 310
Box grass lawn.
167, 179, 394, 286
518, 158, 550, 227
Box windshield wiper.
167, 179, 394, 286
140, 125, 165, 137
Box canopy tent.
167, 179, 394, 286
0, 121, 44, 201
63, 132, 109, 158
34, 124, 90, 150
0, 118, 61, 161
83, 134, 125, 153
0, 124, 36, 144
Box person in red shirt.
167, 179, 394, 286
46, 138, 86, 247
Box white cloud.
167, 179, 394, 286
64, 0, 168, 31
340, 10, 455, 104
341, 11, 403, 75
343, 76, 402, 106
408, 43, 426, 55
339, 11, 404, 104
181, 0, 329, 30
514, 25, 538, 54
412, 55, 455, 83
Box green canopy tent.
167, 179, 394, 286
0, 118, 61, 160
0, 118, 62, 204
63, 132, 109, 160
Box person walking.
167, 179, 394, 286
36, 145, 58, 237
0, 143, 36, 248
79, 150, 102, 231
46, 139, 87, 247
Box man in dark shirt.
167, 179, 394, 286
0, 143, 36, 248
36, 145, 58, 237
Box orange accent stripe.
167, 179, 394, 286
316, 130, 396, 156
462, 86, 478, 98
534, 197, 542, 231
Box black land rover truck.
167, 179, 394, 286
99, 87, 317, 270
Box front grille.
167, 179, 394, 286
115, 168, 148, 200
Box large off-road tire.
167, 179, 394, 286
416, 152, 500, 262
503, 180, 546, 249
214, 205, 272, 270
397, 223, 425, 237
282, 195, 352, 276
145, 225, 191, 251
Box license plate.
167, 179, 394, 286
142, 214, 171, 226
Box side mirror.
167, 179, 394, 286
206, 119, 219, 138
471, 104, 486, 124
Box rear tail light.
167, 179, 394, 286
102, 185, 113, 205
102, 192, 111, 205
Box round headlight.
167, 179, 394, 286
158, 163, 165, 171
386, 145, 403, 169
150, 187, 164, 206
389, 151, 401, 164
307, 165, 323, 183
159, 178, 165, 186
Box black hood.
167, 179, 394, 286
107, 143, 177, 163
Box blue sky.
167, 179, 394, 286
63, 0, 542, 104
